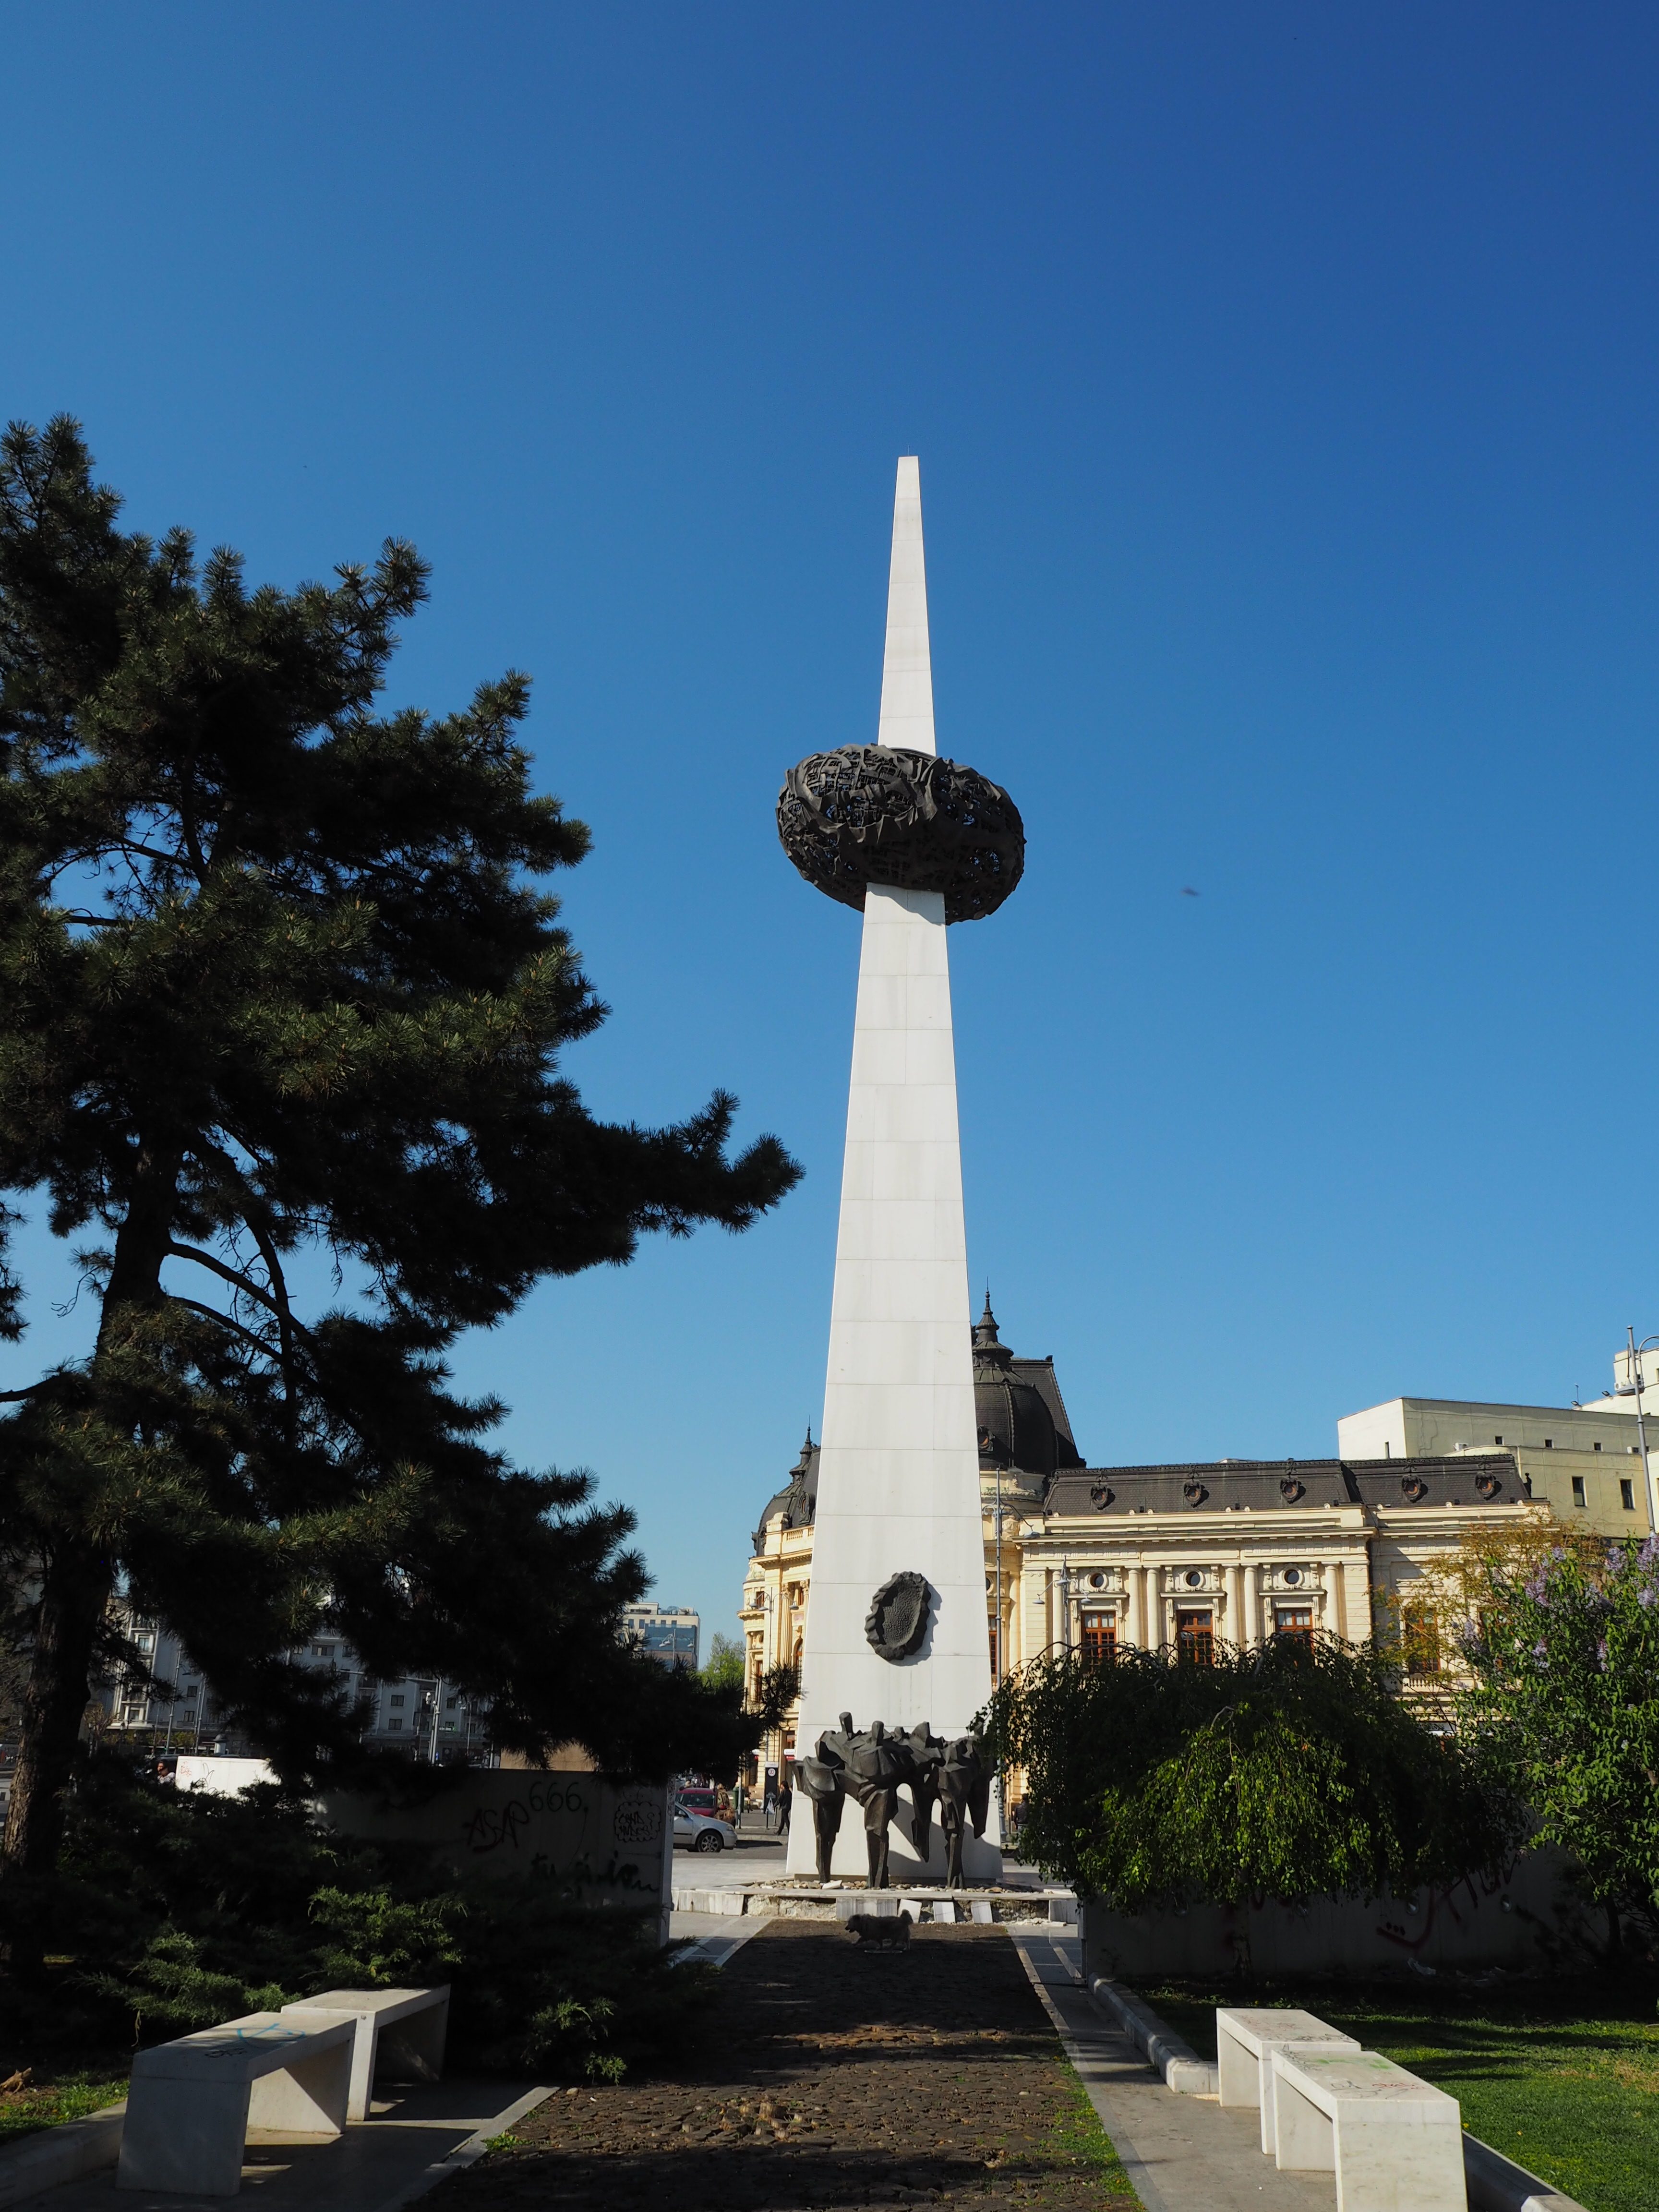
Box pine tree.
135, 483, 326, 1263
0, 419, 800, 1880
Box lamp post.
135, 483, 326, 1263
990, 1463, 1007, 1855
1616, 1328, 1659, 1535
420, 1677, 447, 1764
993, 1465, 1004, 1692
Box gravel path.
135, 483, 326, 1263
433, 1920, 1137, 2210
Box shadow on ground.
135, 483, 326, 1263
433, 1922, 1133, 2211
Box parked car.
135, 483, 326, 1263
673, 1803, 737, 1853
675, 1784, 721, 1819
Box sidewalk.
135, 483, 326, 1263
1009, 1926, 1333, 2212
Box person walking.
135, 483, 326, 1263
777, 1776, 793, 1836
733, 1777, 747, 1827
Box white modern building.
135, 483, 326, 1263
95, 1604, 496, 1763
621, 1601, 700, 1671
1338, 1345, 1657, 1534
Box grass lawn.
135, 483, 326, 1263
0, 2071, 128, 2143
1137, 1977, 1658, 2212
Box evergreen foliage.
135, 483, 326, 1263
1457, 1534, 1659, 1952
986, 1636, 1519, 1910
12, 1756, 705, 2081
0, 418, 801, 1877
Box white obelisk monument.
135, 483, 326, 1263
783, 458, 1004, 1879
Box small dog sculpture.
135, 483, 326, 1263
845, 1910, 913, 1950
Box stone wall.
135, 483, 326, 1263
1081, 1849, 1591, 1980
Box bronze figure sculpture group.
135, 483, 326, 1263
794, 1713, 992, 1887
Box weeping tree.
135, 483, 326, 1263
0, 417, 801, 1882
986, 1636, 1519, 1909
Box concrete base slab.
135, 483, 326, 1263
667, 1913, 774, 1969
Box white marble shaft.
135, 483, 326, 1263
876, 455, 936, 755
787, 459, 999, 1880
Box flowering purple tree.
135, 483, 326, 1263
1458, 1535, 1659, 1953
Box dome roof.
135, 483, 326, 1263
750, 1305, 1086, 1551
753, 1431, 818, 1551
973, 1296, 1085, 1479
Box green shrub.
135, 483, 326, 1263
0, 1755, 710, 2083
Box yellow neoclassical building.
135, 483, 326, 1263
739, 1299, 1551, 1778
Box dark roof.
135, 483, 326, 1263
754, 1433, 818, 1550
973, 1296, 1085, 1478
1046, 1454, 1523, 1516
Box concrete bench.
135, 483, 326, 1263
1216, 2006, 1360, 2153
118, 2011, 354, 2196
280, 1985, 450, 2122
1270, 2045, 1465, 2212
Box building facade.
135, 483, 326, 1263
1338, 1382, 1653, 1534
93, 1605, 497, 1764
621, 1602, 700, 1671
739, 1300, 1564, 1777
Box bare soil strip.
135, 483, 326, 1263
433, 1921, 1137, 2210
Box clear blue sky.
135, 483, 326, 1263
4, 5, 1659, 1652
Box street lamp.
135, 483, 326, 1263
992, 1464, 1004, 1693
1615, 1327, 1659, 1535
989, 1462, 1008, 1855
419, 1678, 447, 1764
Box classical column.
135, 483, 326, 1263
1131, 1564, 1152, 1651
778, 460, 1023, 1880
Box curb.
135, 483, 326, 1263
1087, 1976, 1218, 2093
364, 2085, 556, 2212
0, 2101, 125, 2205
1463, 2132, 1590, 2212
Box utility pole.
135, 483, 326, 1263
1620, 1328, 1658, 1535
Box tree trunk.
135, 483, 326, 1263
1, 1544, 110, 1879
1, 1143, 179, 1888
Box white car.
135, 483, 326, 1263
673, 1803, 737, 1853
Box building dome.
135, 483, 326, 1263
972, 1296, 1083, 1480
753, 1431, 818, 1550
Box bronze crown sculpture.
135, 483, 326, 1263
777, 745, 1024, 922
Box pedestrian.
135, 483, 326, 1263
733, 1777, 747, 1825
778, 1776, 793, 1834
